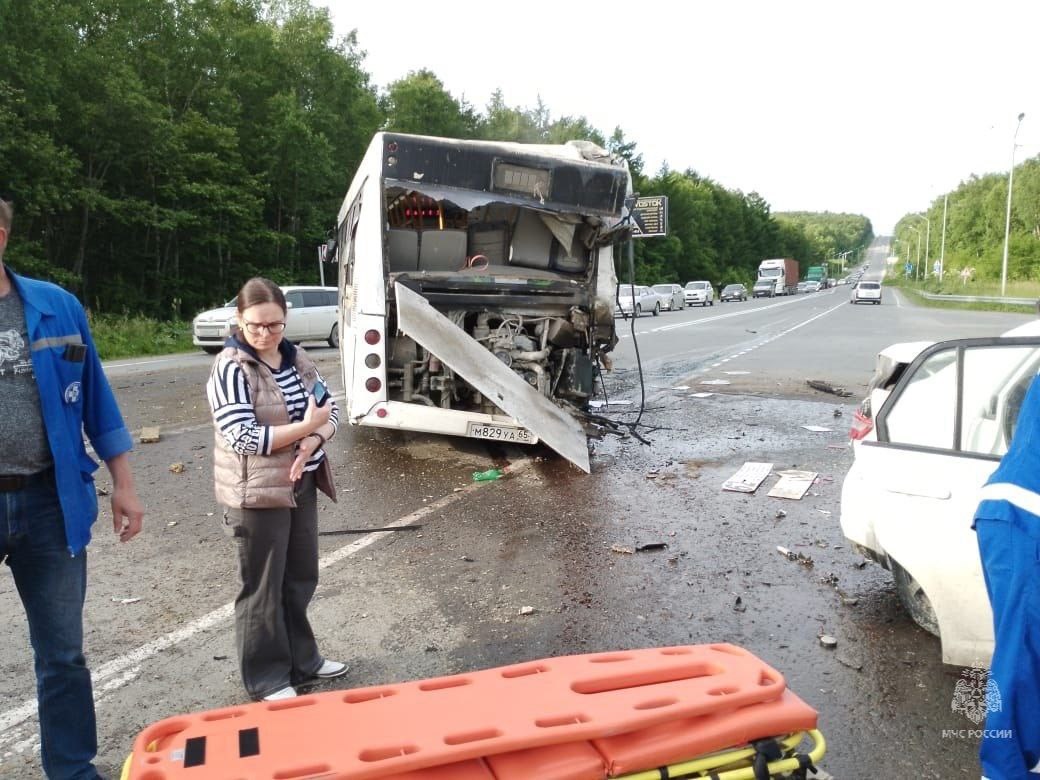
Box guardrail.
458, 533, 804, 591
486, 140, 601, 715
916, 291, 1038, 306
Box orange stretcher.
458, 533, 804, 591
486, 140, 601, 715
122, 644, 825, 780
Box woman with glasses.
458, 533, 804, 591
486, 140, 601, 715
205, 277, 348, 701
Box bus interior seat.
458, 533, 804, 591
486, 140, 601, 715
388, 229, 419, 272
509, 209, 553, 270
419, 230, 467, 271
468, 222, 510, 266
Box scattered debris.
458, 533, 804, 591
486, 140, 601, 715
816, 509, 832, 515
853, 560, 868, 569
826, 443, 848, 450
213, 655, 228, 661
518, 606, 536, 616
722, 462, 773, 493
700, 379, 731, 386
689, 392, 714, 398
635, 542, 668, 553
166, 521, 178, 527
746, 329, 757, 334
777, 546, 814, 568
139, 426, 161, 443
768, 470, 818, 500
819, 634, 838, 649
168, 462, 185, 474
818, 573, 839, 586
833, 408, 844, 418
461, 555, 475, 562
472, 468, 503, 482
611, 543, 635, 555
318, 525, 423, 536
837, 655, 863, 671
723, 370, 750, 375
733, 596, 747, 613
800, 425, 833, 433
806, 379, 853, 398
673, 385, 690, 390
775, 510, 787, 519
607, 399, 633, 406
111, 597, 141, 605
589, 400, 605, 409
96, 486, 110, 497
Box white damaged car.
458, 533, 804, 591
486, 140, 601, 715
840, 319, 1040, 666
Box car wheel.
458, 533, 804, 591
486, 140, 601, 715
328, 322, 340, 348
635, 305, 641, 317
709, 300, 714, 306
891, 559, 939, 636
652, 303, 660, 316
202, 346, 222, 355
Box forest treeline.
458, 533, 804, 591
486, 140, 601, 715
1, 0, 871, 317
895, 159, 1040, 282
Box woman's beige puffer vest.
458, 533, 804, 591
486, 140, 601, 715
211, 343, 336, 508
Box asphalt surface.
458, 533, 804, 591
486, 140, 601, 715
0, 239, 1033, 778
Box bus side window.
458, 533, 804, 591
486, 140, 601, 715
388, 229, 419, 272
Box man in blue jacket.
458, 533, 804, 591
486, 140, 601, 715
975, 370, 1040, 780
0, 198, 144, 779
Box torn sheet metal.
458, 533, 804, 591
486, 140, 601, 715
722, 462, 774, 493
768, 470, 818, 500
394, 283, 590, 472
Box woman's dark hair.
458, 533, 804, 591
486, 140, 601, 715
236, 277, 286, 314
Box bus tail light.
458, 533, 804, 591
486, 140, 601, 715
365, 329, 381, 345
365, 377, 382, 393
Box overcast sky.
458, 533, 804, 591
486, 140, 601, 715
324, 1, 1039, 234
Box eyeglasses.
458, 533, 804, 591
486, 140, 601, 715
242, 320, 286, 335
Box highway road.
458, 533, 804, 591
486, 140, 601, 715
0, 237, 1034, 778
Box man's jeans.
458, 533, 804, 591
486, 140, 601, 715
1, 470, 101, 780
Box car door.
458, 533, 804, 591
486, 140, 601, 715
302, 289, 333, 341
283, 290, 309, 342
848, 337, 1040, 665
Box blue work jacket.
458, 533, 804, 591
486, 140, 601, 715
10, 270, 133, 554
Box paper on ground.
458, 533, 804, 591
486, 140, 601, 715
700, 379, 731, 386
801, 425, 833, 432
723, 462, 773, 493
768, 470, 818, 500
724, 370, 750, 375
690, 392, 714, 398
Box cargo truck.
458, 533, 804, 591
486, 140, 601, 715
805, 265, 828, 288
755, 258, 798, 296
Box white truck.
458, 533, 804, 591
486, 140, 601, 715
755, 258, 798, 296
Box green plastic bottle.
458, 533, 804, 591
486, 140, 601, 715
472, 468, 504, 482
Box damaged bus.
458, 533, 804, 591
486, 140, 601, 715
331, 133, 632, 472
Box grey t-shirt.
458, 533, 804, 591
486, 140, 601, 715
0, 285, 53, 474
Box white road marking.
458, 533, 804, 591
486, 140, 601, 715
0, 460, 527, 752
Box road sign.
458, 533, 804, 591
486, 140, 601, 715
905, 262, 913, 275
628, 196, 668, 238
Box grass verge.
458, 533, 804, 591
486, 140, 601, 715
88, 313, 195, 361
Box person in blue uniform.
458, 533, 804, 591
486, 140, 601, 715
0, 198, 145, 779
975, 371, 1040, 780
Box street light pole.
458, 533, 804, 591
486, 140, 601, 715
939, 194, 948, 284
908, 225, 922, 280
1001, 112, 1026, 297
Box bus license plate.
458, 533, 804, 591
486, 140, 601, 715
466, 423, 533, 444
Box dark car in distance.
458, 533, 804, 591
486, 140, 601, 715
720, 283, 748, 302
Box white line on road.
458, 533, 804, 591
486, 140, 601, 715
0, 460, 527, 750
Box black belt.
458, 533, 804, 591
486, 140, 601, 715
0, 469, 52, 492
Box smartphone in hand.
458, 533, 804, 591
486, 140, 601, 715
313, 381, 330, 407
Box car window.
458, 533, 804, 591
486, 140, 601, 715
652, 285, 671, 294
302, 290, 327, 308
860, 282, 881, 290
883, 344, 1040, 456
284, 291, 304, 309
324, 290, 338, 306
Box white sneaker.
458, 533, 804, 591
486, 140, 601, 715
261, 686, 297, 701
315, 660, 349, 679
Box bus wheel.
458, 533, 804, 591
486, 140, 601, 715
328, 323, 340, 349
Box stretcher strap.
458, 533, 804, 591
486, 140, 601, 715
751, 738, 782, 780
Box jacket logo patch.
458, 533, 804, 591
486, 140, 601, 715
64, 381, 82, 404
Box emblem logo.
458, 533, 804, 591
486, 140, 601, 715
951, 666, 1002, 724
64, 381, 81, 404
